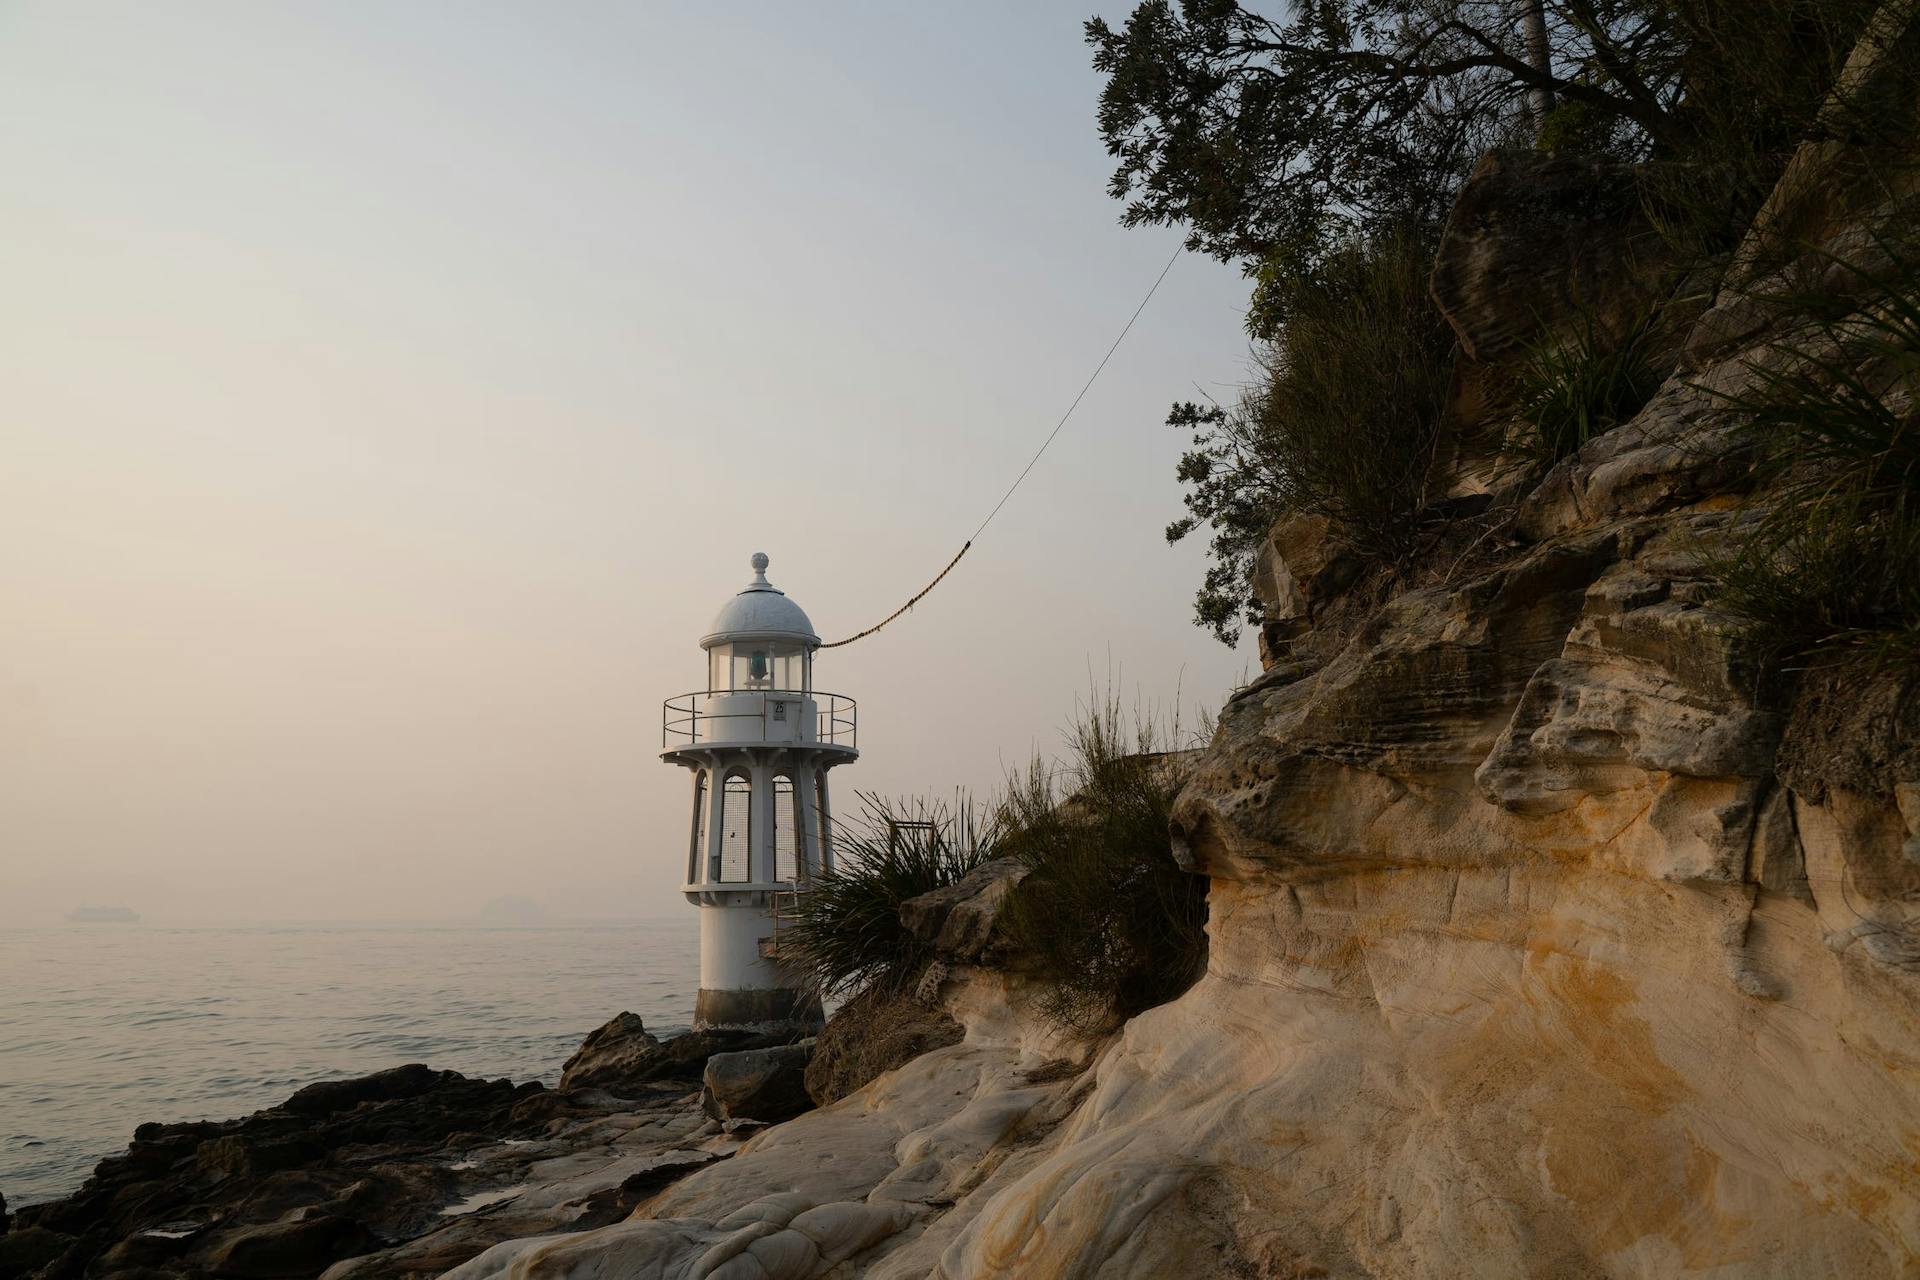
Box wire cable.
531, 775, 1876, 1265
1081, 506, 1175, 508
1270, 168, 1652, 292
818, 242, 1184, 648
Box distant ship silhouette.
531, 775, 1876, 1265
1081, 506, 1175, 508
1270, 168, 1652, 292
66, 906, 140, 923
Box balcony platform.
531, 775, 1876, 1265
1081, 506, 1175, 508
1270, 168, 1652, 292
660, 688, 857, 759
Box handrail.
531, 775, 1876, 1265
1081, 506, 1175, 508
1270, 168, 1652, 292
662, 690, 857, 750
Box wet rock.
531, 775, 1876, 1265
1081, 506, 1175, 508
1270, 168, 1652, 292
0, 1225, 71, 1277
5, 1064, 535, 1279
281, 1063, 451, 1118
702, 1042, 816, 1124
194, 1134, 324, 1180
3, 1015, 767, 1280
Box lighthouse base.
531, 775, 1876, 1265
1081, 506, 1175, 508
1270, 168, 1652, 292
694, 986, 824, 1034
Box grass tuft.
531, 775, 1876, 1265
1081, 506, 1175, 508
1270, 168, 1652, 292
1708, 235, 1920, 670
995, 692, 1209, 1036
775, 793, 994, 999
1508, 311, 1663, 463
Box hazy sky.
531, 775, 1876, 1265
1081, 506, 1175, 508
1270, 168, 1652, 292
0, 2, 1255, 925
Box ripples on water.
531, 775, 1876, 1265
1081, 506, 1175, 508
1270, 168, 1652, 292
0, 921, 700, 1207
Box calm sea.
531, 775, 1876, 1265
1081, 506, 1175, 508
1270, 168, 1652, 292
0, 921, 701, 1208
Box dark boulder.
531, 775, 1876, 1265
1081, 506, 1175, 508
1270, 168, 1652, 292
560, 1013, 793, 1095
701, 1042, 816, 1124
556, 1012, 660, 1092
0, 1225, 72, 1277
7, 1064, 530, 1276
2, 1021, 743, 1280
282, 1064, 449, 1118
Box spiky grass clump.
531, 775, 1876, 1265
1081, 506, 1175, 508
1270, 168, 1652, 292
995, 695, 1209, 1037
1711, 239, 1920, 670
1509, 312, 1663, 463
774, 793, 994, 999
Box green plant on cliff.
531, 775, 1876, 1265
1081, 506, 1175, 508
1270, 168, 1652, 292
1167, 228, 1455, 642
1635, 0, 1888, 262
996, 695, 1209, 1036
1096, 0, 1885, 644
1711, 241, 1920, 669
1089, 1, 1881, 282
1509, 310, 1663, 462
775, 794, 995, 998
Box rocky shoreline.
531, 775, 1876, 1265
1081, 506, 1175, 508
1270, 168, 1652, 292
0, 1018, 818, 1280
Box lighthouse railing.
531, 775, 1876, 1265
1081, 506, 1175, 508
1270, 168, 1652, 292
662, 690, 858, 749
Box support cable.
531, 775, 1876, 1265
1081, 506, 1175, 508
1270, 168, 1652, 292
817, 242, 1183, 649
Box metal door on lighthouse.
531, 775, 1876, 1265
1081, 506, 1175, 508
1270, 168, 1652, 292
719, 772, 751, 881
774, 774, 799, 881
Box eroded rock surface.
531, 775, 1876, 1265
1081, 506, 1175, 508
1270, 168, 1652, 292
1429, 148, 1681, 364
802, 984, 965, 1108
896, 857, 1029, 964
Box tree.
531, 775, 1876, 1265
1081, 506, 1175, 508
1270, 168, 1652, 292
1098, 0, 1884, 644
1085, 0, 1870, 293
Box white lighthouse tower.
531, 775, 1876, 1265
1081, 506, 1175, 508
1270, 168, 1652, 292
661, 553, 855, 1032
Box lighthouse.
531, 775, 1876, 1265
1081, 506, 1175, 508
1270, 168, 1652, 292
661, 553, 854, 1032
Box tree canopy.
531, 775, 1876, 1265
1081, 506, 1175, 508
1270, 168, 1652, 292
1096, 0, 1886, 644
1088, 0, 1875, 301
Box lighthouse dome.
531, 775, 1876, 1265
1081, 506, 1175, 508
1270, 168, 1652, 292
701, 553, 820, 648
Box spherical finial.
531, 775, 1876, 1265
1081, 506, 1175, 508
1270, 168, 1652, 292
751, 552, 769, 573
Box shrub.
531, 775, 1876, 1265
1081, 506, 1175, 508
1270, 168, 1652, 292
1508, 311, 1663, 463
1168, 228, 1455, 643
1640, 0, 1887, 262
1710, 239, 1920, 670
775, 794, 994, 998
995, 695, 1209, 1036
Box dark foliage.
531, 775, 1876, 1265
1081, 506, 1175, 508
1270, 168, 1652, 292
1088, 0, 1881, 288
1508, 310, 1662, 462
1167, 229, 1455, 641
1710, 240, 1920, 670
1097, 0, 1883, 644
996, 697, 1209, 1035
775, 794, 995, 998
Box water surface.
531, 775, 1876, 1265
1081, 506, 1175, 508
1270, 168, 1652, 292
0, 921, 700, 1206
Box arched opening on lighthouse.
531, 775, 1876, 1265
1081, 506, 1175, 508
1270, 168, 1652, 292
815, 774, 834, 873
773, 773, 799, 882
689, 771, 708, 883
719, 772, 752, 882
